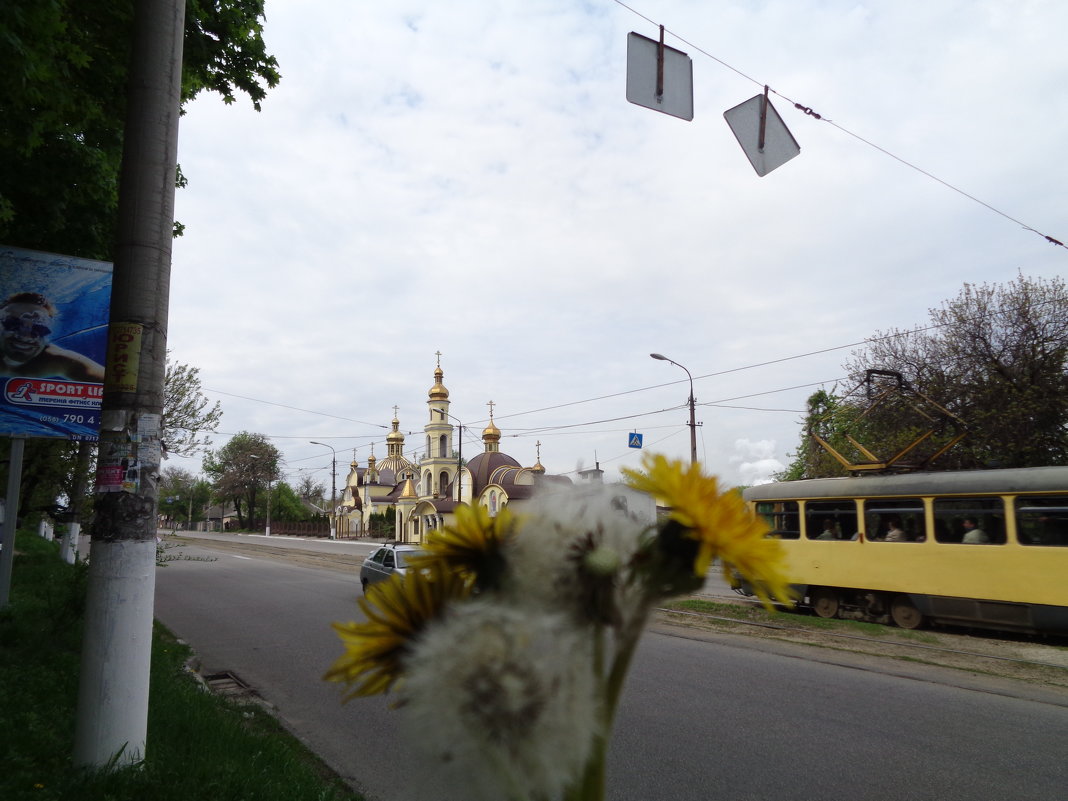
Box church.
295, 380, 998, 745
335, 359, 572, 542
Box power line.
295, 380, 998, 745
611, 0, 1066, 252
203, 388, 389, 428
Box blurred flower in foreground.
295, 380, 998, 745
324, 561, 470, 699
410, 502, 518, 591
401, 602, 597, 801
326, 454, 791, 800
622, 453, 791, 607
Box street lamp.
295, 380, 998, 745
309, 441, 337, 539
650, 352, 698, 465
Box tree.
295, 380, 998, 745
203, 432, 281, 529
163, 354, 222, 456
158, 465, 211, 527
368, 509, 396, 539
0, 0, 280, 259
776, 389, 854, 481
0, 437, 93, 522
783, 274, 1068, 478
265, 481, 312, 523
296, 473, 327, 507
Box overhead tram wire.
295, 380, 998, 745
204, 304, 1039, 442
610, 0, 1067, 252
203, 295, 1058, 447
204, 387, 389, 428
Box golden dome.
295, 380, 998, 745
428, 365, 450, 400
482, 418, 501, 442
386, 416, 404, 442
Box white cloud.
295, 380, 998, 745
166, 1, 1068, 490
730, 438, 786, 486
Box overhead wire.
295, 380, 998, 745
610, 0, 1067, 251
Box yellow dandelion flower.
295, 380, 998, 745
324, 562, 470, 699
622, 453, 791, 606
413, 503, 520, 591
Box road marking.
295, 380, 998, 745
231, 555, 252, 560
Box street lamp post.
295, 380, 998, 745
309, 441, 337, 539
651, 352, 698, 465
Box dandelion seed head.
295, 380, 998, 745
504, 483, 653, 625
399, 601, 597, 801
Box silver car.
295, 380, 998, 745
359, 542, 425, 593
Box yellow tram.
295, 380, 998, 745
740, 466, 1068, 633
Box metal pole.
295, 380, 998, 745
650, 353, 699, 465
687, 375, 697, 466
310, 441, 337, 539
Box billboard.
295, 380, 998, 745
1, 246, 112, 441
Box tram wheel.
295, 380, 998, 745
890, 594, 924, 630
810, 587, 840, 619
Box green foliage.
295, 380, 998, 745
0, 532, 360, 801
158, 466, 212, 525
782, 274, 1068, 478
0, 0, 280, 258
262, 481, 314, 523
775, 390, 851, 481
0, 438, 94, 525
203, 432, 282, 529
367, 510, 396, 539
182, 0, 281, 110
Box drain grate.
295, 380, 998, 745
202, 670, 256, 697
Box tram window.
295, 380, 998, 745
1016, 498, 1068, 547
756, 500, 800, 540
805, 501, 857, 541
932, 498, 1005, 544
864, 499, 925, 542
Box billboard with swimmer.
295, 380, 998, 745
0, 246, 112, 441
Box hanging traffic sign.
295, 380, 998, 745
723, 90, 800, 176
625, 30, 694, 122
628, 433, 644, 449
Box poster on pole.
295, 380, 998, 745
0, 246, 112, 441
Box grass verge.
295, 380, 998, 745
0, 531, 362, 801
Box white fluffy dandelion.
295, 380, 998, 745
505, 483, 655, 626
398, 601, 598, 801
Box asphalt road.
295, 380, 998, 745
153, 533, 1068, 801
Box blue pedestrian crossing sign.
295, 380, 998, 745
628, 433, 643, 449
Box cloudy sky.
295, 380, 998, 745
166, 0, 1068, 491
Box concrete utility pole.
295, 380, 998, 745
73, 0, 185, 769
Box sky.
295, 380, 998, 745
165, 0, 1068, 492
